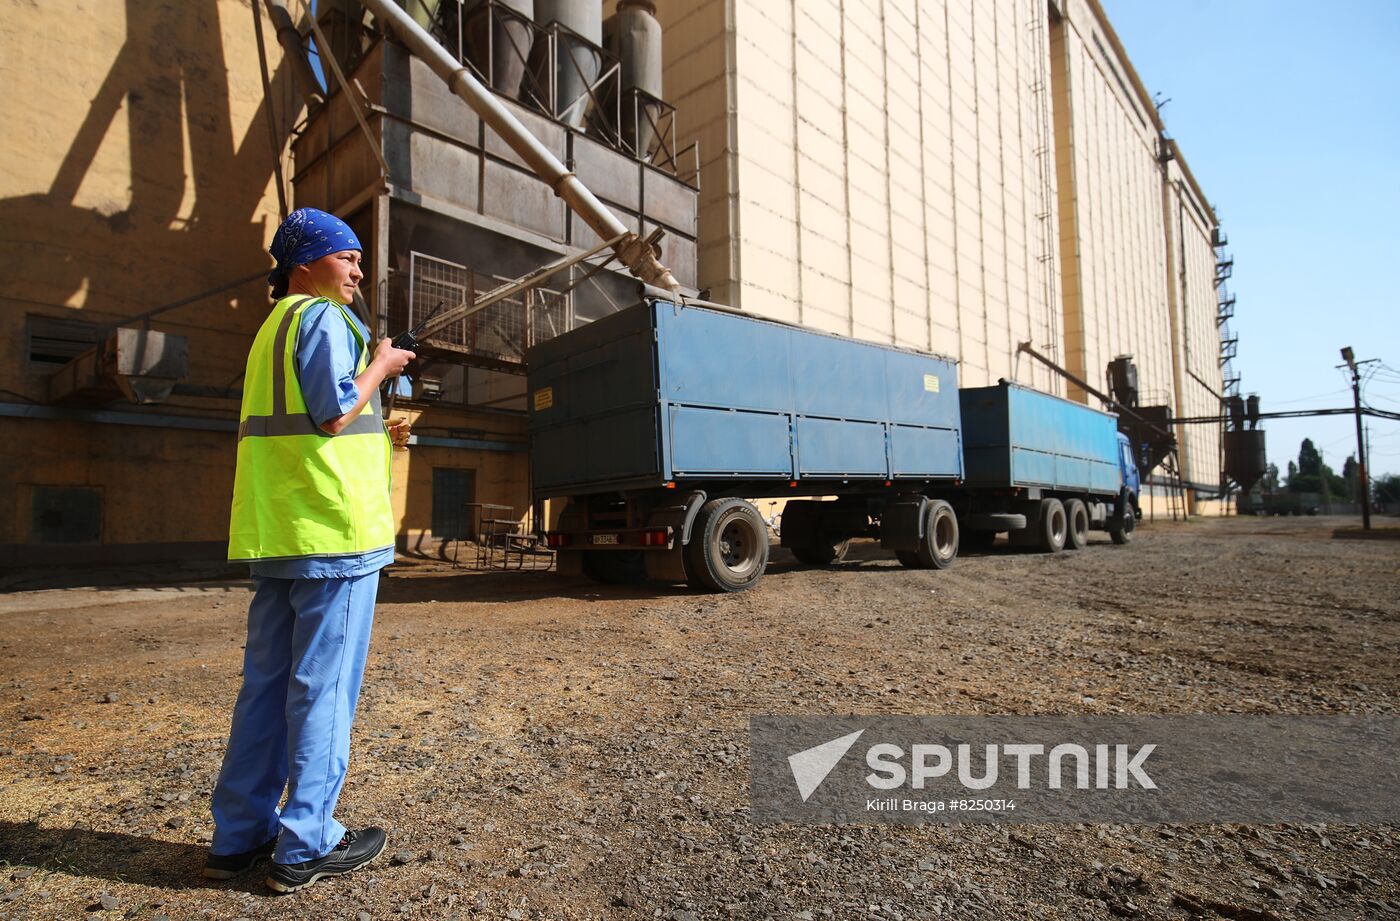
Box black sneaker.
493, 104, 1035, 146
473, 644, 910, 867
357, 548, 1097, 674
202, 835, 278, 879
265, 827, 388, 894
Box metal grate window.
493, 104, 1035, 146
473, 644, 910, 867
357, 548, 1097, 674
31, 486, 102, 543
401, 252, 574, 365
27, 315, 101, 368
408, 252, 472, 348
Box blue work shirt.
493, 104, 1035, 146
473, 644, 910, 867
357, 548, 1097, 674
249, 299, 394, 579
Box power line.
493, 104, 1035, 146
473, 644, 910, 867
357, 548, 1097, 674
1168, 406, 1400, 424
1269, 387, 1350, 406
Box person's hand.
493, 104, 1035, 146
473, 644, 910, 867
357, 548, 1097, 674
373, 338, 415, 376
387, 416, 412, 452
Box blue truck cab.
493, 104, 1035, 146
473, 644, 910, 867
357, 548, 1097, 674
527, 299, 1141, 592
1118, 431, 1141, 508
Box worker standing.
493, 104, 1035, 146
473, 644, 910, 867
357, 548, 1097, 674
206, 208, 415, 893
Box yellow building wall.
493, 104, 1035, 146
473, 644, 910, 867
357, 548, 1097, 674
0, 0, 282, 561
0, 0, 530, 563
0, 0, 282, 390
654, 0, 739, 305
1054, 3, 1174, 412
710, 0, 1062, 395
1173, 170, 1225, 491
667, 0, 1228, 503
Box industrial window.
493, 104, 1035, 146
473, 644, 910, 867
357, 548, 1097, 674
431, 468, 477, 540
28, 315, 100, 368
31, 486, 102, 543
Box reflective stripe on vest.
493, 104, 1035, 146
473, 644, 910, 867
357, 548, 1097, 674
227, 295, 394, 562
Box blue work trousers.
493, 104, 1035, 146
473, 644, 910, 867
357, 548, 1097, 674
210, 572, 378, 864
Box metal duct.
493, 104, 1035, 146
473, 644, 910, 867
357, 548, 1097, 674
464, 0, 536, 100
605, 0, 661, 158
263, 0, 325, 109
48, 329, 190, 406
362, 0, 679, 295
532, 0, 603, 128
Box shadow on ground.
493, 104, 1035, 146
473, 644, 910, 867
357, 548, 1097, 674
0, 821, 269, 896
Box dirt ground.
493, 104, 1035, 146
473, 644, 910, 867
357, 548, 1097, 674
0, 515, 1397, 920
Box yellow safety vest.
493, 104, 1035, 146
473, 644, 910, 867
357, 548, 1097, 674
228, 295, 394, 561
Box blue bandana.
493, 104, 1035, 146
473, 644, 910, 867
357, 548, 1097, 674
268, 208, 363, 284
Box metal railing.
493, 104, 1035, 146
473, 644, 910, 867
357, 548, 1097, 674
425, 0, 698, 185
389, 251, 574, 367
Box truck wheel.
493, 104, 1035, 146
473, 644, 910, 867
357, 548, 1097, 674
686, 498, 769, 592
791, 538, 850, 566
582, 550, 647, 584
1063, 499, 1089, 550
1109, 505, 1136, 545
1038, 499, 1067, 553
899, 499, 959, 569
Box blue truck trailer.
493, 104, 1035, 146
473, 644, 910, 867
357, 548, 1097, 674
526, 298, 1139, 592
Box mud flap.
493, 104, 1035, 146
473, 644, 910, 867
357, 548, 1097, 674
644, 546, 688, 583
879, 497, 928, 553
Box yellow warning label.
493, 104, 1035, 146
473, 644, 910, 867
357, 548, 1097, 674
533, 386, 554, 411
923, 374, 940, 393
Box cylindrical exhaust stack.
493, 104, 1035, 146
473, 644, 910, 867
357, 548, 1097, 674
532, 1, 603, 128
605, 0, 662, 158
464, 0, 536, 100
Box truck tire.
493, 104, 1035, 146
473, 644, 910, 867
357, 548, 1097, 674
1037, 498, 1067, 553
581, 550, 647, 584
897, 499, 959, 569
1063, 499, 1089, 550
686, 498, 769, 592
1108, 497, 1136, 545
791, 538, 850, 566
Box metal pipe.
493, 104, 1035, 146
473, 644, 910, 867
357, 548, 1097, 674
1016, 340, 1176, 440
263, 0, 325, 109
1167, 406, 1400, 425
1016, 341, 1123, 414
360, 0, 680, 296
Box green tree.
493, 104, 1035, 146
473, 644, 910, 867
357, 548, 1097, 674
1287, 439, 1347, 498
1342, 455, 1360, 501
1298, 438, 1323, 477
1375, 473, 1400, 507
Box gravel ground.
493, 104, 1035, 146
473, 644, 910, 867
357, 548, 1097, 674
0, 515, 1397, 920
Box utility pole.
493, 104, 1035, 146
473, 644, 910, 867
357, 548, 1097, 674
1339, 347, 1377, 530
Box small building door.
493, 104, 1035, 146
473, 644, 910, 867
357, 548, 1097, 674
431, 468, 476, 540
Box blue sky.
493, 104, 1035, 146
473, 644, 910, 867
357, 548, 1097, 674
1100, 0, 1400, 479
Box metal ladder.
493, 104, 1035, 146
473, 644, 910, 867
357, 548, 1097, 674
1159, 448, 1189, 522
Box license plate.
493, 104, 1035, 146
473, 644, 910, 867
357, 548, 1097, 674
591, 533, 619, 545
